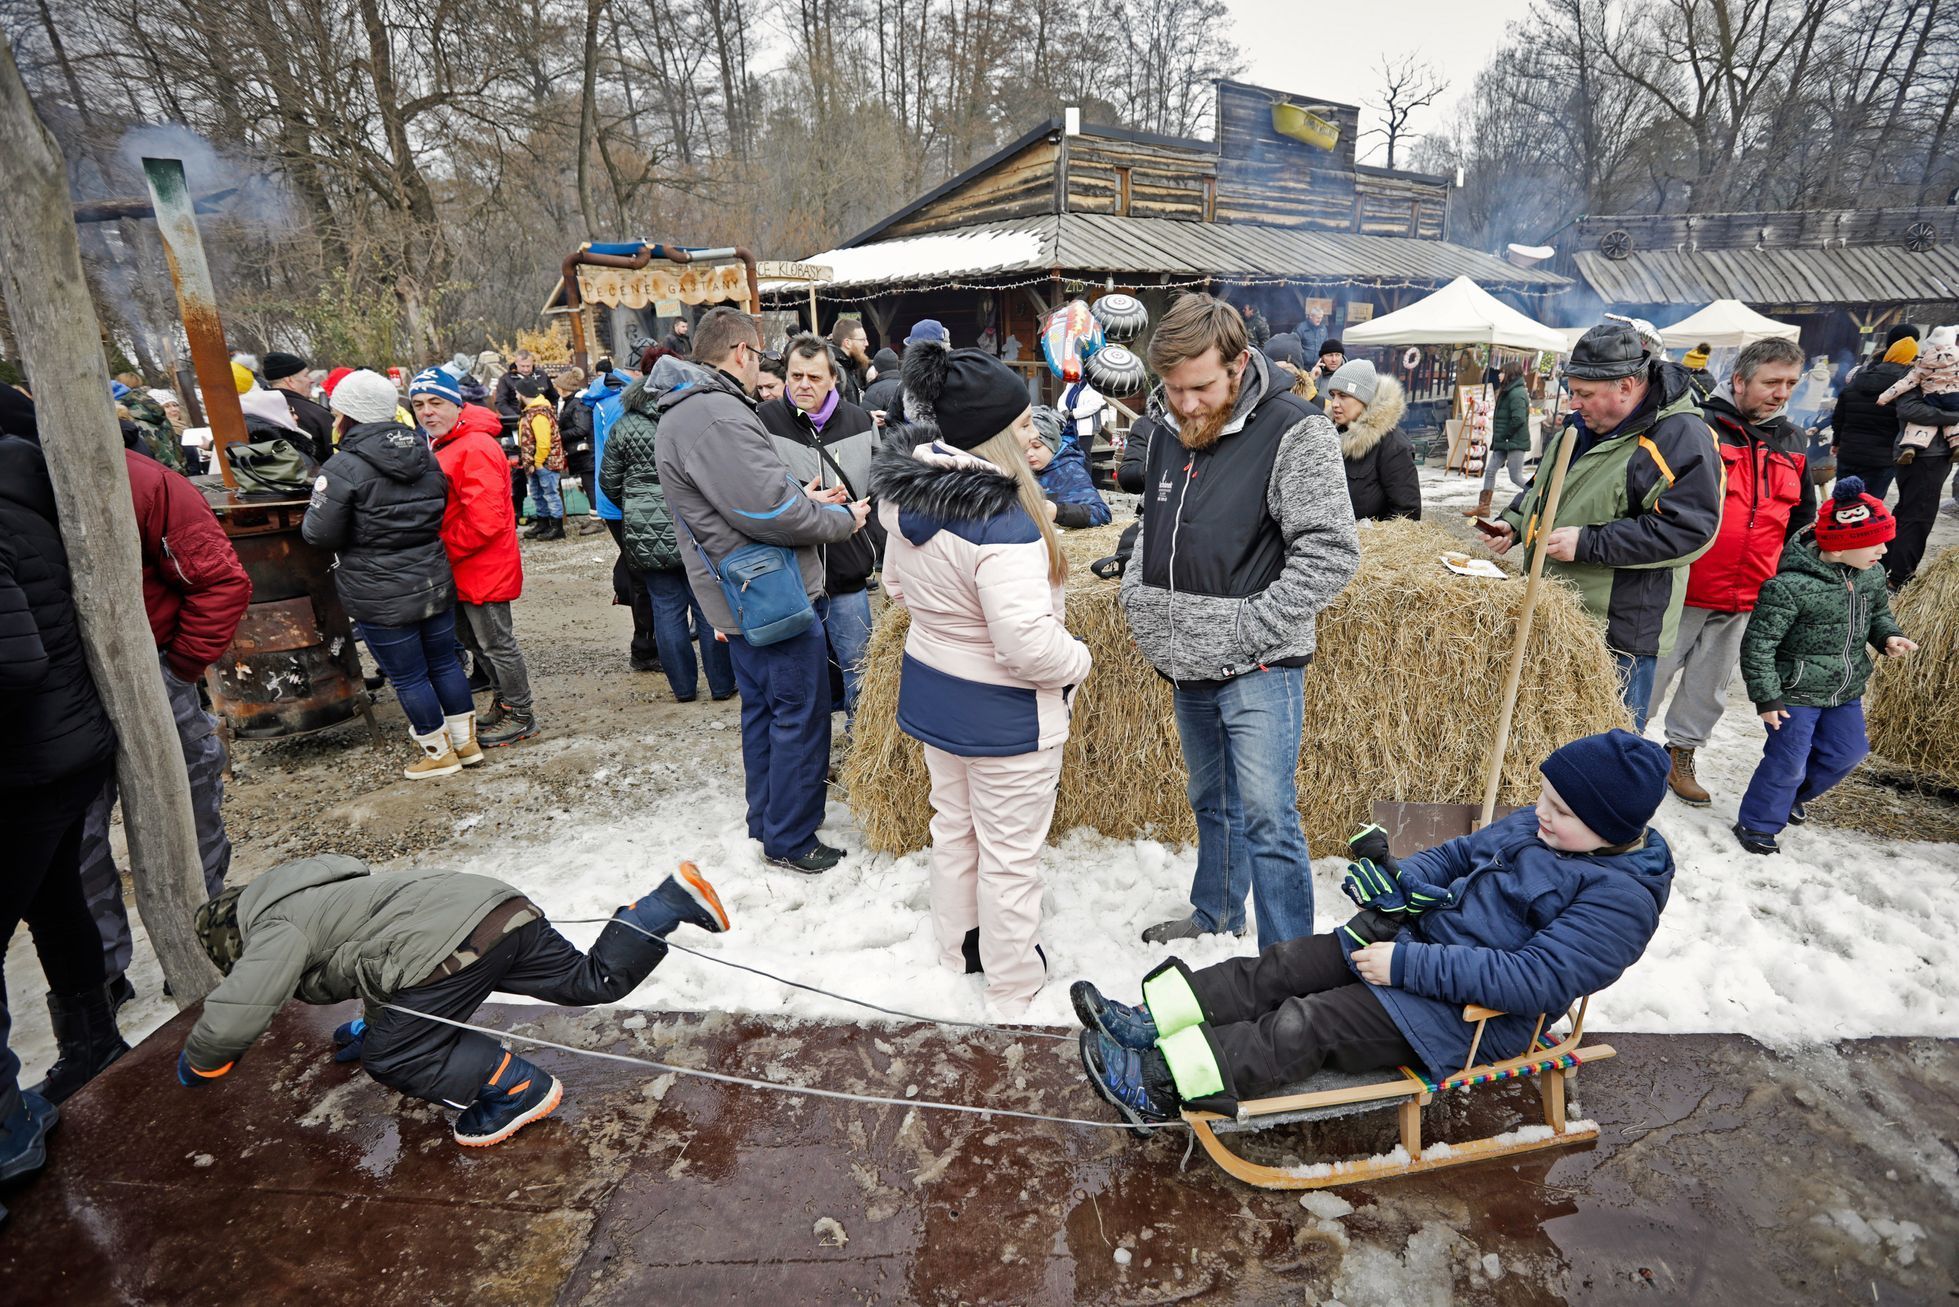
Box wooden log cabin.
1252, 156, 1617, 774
1560, 206, 1959, 365
762, 79, 1568, 403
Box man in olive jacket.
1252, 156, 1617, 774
178, 854, 729, 1147
1487, 321, 1722, 730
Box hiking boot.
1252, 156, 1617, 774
540, 516, 566, 540
1733, 822, 1779, 855
1079, 1030, 1180, 1127
30, 984, 131, 1104
1461, 490, 1493, 519
479, 703, 539, 748
0, 1088, 59, 1184
1787, 801, 1809, 826
769, 842, 845, 874
445, 712, 484, 767
1667, 745, 1711, 806
406, 726, 463, 780
621, 861, 731, 937
452, 1050, 562, 1147
1071, 981, 1159, 1050
524, 518, 549, 539
1140, 915, 1237, 945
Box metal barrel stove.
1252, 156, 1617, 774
204, 489, 376, 739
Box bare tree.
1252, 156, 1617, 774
1363, 55, 1449, 169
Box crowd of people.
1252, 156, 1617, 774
0, 289, 1944, 1182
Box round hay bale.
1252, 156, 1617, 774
1867, 544, 1959, 789
843, 518, 1630, 856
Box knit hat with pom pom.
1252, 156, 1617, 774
899, 342, 1029, 450
1814, 476, 1896, 552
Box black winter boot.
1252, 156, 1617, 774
31, 984, 131, 1104
541, 516, 566, 540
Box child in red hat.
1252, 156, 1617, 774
1733, 477, 1918, 853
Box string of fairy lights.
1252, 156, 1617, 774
762, 270, 1565, 305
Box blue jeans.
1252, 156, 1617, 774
1172, 665, 1314, 949
528, 468, 563, 518
1737, 701, 1868, 835
727, 616, 833, 860
1615, 652, 1658, 733
645, 569, 734, 702
816, 589, 874, 724
358, 610, 474, 735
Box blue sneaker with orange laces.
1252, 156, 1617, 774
452, 1049, 562, 1147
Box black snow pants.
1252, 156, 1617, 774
361, 917, 664, 1107
1185, 924, 1417, 1099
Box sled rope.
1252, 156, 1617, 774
380, 1002, 1180, 1133
554, 915, 1073, 1042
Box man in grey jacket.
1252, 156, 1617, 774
1119, 295, 1360, 950
655, 308, 869, 874
178, 855, 729, 1147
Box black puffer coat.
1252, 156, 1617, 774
301, 421, 455, 627
1830, 361, 1907, 465
0, 435, 116, 785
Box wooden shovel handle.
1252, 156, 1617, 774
1478, 429, 1580, 829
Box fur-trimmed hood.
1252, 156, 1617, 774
870, 428, 1021, 521
1336, 373, 1408, 460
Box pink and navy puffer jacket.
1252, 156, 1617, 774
871, 436, 1091, 756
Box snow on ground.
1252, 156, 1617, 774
9, 460, 1958, 1085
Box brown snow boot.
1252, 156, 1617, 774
1666, 745, 1710, 806
1462, 490, 1493, 518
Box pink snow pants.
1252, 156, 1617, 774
921, 742, 1066, 1015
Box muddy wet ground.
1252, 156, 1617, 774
3, 1003, 1953, 1305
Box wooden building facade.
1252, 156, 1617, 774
764, 80, 1565, 397
1561, 205, 1959, 363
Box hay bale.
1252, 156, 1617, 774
843, 518, 1630, 856
1867, 545, 1959, 789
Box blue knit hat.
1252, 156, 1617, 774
1538, 730, 1669, 847
408, 366, 463, 407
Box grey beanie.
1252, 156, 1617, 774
1324, 359, 1380, 406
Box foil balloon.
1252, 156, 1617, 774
1084, 343, 1146, 395
1089, 293, 1148, 343
1040, 300, 1104, 383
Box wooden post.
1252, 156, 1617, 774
0, 33, 219, 1005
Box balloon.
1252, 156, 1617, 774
1041, 300, 1104, 382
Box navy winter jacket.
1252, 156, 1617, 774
1035, 440, 1111, 528
1366, 809, 1674, 1077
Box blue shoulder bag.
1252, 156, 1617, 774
673, 482, 818, 646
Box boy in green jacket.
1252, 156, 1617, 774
1734, 477, 1916, 853
179, 855, 729, 1146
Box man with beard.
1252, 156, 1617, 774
1650, 336, 1812, 806
1119, 295, 1359, 950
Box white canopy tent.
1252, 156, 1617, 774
1658, 300, 1800, 350
1342, 276, 1569, 352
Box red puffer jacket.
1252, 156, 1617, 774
432, 403, 523, 604
1683, 393, 1815, 614
126, 448, 251, 682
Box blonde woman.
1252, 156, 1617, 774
871, 345, 1092, 1018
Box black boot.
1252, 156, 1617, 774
31, 984, 131, 1104
543, 516, 566, 540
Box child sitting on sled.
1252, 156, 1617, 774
178, 855, 728, 1146
1075, 730, 1675, 1125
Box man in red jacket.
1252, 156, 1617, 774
1651, 337, 1813, 804
79, 447, 252, 1014
411, 367, 539, 748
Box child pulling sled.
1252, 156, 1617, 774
179, 856, 728, 1146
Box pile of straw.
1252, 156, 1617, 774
1868, 545, 1959, 789
843, 518, 1630, 856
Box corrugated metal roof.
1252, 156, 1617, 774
780, 213, 1567, 293
1574, 244, 1959, 306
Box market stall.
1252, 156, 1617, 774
1342, 276, 1568, 474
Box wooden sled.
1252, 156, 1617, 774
1181, 997, 1614, 1190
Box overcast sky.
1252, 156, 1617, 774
1220, 0, 1538, 163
